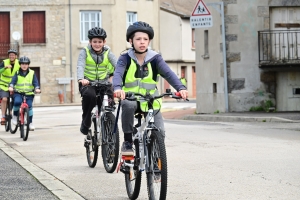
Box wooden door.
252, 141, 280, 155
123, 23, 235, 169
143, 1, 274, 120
270, 7, 300, 60
0, 12, 10, 58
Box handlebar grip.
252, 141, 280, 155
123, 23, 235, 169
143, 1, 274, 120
173, 92, 189, 101
174, 92, 181, 97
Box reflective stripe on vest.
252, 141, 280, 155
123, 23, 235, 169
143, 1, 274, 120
0, 59, 20, 91
15, 69, 35, 95
122, 59, 162, 112
83, 47, 114, 80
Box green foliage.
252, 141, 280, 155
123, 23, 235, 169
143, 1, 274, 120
249, 106, 264, 112
249, 100, 275, 112
214, 110, 220, 114
262, 119, 266, 122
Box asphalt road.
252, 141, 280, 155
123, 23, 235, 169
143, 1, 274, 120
0, 104, 300, 200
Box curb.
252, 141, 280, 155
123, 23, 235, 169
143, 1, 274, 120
0, 139, 85, 200
183, 115, 299, 123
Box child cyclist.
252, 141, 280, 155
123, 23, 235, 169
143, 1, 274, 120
0, 49, 20, 125
113, 21, 188, 156
8, 56, 41, 131
77, 27, 117, 135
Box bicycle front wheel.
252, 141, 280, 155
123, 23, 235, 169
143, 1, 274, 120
22, 108, 30, 141
101, 112, 119, 173
146, 130, 168, 200
125, 139, 142, 200
85, 118, 99, 167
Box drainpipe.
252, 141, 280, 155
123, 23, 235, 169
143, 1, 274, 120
69, 0, 73, 103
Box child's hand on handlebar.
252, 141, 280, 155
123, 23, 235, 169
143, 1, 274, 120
114, 89, 125, 100
79, 79, 90, 86
35, 88, 41, 94
179, 89, 188, 100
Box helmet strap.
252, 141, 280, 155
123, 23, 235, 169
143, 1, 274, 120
132, 44, 148, 54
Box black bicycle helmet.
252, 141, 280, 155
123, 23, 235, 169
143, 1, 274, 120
126, 21, 154, 42
19, 56, 31, 64
88, 27, 107, 39
7, 49, 18, 55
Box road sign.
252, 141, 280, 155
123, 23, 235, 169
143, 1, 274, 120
190, 0, 213, 28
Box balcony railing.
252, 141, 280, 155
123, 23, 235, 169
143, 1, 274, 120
0, 43, 19, 59
258, 30, 300, 66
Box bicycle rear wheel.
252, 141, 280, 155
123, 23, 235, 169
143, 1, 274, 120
146, 130, 168, 200
22, 108, 30, 141
125, 139, 142, 200
4, 98, 10, 132
9, 98, 18, 134
101, 112, 120, 173
85, 118, 98, 167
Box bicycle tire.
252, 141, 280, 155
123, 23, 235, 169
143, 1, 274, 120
22, 108, 30, 141
86, 117, 99, 167
4, 98, 10, 132
146, 130, 168, 200
19, 114, 24, 139
125, 139, 142, 200
101, 112, 120, 173
9, 98, 18, 134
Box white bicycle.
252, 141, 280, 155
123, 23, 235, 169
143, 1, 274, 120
117, 89, 187, 200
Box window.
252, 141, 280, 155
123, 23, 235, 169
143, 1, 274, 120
80, 11, 101, 42
23, 11, 46, 43
127, 12, 137, 28
192, 28, 195, 48
204, 30, 209, 55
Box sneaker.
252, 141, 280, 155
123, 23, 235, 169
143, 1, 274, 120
12, 115, 17, 125
80, 123, 89, 135
29, 123, 35, 131
121, 141, 134, 156
1, 117, 5, 125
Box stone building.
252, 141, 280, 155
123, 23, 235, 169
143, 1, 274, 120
195, 0, 300, 113
0, 0, 160, 104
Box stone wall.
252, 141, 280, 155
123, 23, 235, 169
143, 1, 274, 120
0, 0, 67, 104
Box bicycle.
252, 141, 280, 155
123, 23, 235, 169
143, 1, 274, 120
9, 91, 37, 141
84, 80, 120, 173
117, 89, 187, 200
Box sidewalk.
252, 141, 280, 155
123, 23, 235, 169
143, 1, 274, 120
162, 108, 300, 123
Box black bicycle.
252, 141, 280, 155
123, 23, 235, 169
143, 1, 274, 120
84, 81, 120, 173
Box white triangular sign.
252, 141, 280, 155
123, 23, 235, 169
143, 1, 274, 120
191, 0, 211, 16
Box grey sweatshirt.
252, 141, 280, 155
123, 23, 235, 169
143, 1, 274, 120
77, 45, 118, 81
113, 48, 186, 92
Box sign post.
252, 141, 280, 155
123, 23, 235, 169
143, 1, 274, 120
190, 0, 213, 28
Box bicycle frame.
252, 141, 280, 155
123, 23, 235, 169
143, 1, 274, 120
122, 108, 156, 172
19, 95, 29, 125
89, 81, 113, 145
118, 90, 186, 168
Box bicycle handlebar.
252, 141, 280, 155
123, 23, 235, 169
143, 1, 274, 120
114, 91, 189, 101
89, 80, 112, 87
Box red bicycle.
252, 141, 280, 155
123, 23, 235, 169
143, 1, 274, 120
9, 92, 32, 141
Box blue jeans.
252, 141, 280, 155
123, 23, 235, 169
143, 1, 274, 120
13, 93, 34, 123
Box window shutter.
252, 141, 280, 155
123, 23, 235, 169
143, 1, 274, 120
23, 11, 45, 43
